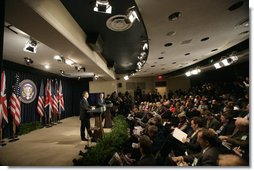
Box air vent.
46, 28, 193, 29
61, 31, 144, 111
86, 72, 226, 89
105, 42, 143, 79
106, 15, 132, 32
181, 39, 192, 44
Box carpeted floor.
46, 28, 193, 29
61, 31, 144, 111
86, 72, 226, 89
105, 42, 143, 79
0, 116, 109, 166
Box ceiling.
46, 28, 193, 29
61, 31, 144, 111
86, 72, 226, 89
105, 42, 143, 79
3, 0, 249, 80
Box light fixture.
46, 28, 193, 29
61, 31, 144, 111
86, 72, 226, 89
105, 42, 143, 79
126, 6, 139, 24
124, 75, 129, 80
190, 69, 201, 75
214, 62, 223, 69
24, 57, 33, 65
94, 74, 99, 80
94, 0, 112, 14
44, 64, 50, 69
23, 38, 38, 53
53, 55, 63, 62
214, 54, 238, 69
142, 43, 148, 50
65, 59, 75, 66
185, 71, 191, 77
185, 68, 201, 77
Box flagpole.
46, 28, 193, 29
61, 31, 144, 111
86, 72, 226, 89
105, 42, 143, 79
12, 120, 16, 138
0, 128, 5, 146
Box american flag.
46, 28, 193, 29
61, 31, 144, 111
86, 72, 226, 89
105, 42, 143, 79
52, 80, 58, 114
37, 80, 45, 117
10, 73, 21, 126
45, 79, 52, 120
0, 70, 8, 128
58, 80, 65, 113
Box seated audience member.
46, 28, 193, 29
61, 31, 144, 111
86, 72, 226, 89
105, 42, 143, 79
209, 112, 235, 136
171, 129, 219, 166
177, 111, 191, 134
218, 154, 247, 166
219, 117, 249, 150
136, 135, 156, 166
204, 110, 221, 131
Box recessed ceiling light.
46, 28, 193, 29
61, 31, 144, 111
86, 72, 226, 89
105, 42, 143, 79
193, 59, 198, 61
44, 64, 50, 69
166, 31, 176, 36
168, 12, 182, 21
201, 37, 209, 41
228, 1, 244, 11
151, 65, 155, 67
211, 49, 218, 52
158, 57, 164, 59
181, 39, 192, 44
172, 62, 176, 64
164, 42, 173, 47
185, 53, 190, 56
239, 31, 249, 35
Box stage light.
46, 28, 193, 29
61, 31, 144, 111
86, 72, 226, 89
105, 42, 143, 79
126, 6, 139, 23
94, 0, 112, 14
124, 75, 129, 80
44, 64, 50, 69
185, 71, 191, 77
65, 59, 74, 66
53, 55, 63, 62
214, 62, 223, 69
24, 57, 33, 65
23, 38, 38, 53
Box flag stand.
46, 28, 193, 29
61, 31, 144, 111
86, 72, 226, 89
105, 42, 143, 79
0, 128, 7, 146
57, 113, 62, 124
9, 121, 19, 142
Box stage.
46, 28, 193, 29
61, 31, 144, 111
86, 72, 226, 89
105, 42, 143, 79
0, 116, 110, 166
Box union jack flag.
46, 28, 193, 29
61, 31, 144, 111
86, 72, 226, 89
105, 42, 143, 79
0, 70, 8, 128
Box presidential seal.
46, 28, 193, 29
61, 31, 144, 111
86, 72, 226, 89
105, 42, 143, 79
20, 79, 37, 104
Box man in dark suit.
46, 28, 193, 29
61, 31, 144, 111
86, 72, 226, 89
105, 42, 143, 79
80, 91, 92, 141
136, 135, 156, 166
171, 129, 219, 166
96, 92, 105, 107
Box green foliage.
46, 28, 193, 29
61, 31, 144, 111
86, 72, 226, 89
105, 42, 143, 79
78, 115, 129, 166
18, 121, 42, 135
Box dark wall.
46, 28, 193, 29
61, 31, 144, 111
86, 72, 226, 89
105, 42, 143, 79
2, 60, 90, 138
190, 61, 249, 86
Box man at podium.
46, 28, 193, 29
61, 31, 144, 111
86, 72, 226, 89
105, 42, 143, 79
80, 91, 93, 141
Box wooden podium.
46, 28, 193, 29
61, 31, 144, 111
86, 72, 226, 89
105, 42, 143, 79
88, 106, 106, 141
104, 103, 113, 128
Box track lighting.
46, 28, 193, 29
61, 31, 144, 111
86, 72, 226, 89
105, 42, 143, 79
24, 57, 33, 65
23, 38, 38, 53
94, 0, 112, 14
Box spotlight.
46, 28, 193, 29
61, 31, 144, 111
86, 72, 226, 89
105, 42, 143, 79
24, 57, 33, 65
53, 55, 63, 62
23, 38, 38, 53
65, 59, 74, 66
126, 6, 139, 23
214, 62, 223, 69
124, 75, 129, 80
94, 0, 112, 14
94, 74, 99, 80
60, 70, 65, 76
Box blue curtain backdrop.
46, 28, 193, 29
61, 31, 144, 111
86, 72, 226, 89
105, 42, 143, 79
2, 60, 91, 138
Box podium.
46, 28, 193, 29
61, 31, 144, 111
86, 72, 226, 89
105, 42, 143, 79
88, 106, 106, 141
104, 103, 113, 128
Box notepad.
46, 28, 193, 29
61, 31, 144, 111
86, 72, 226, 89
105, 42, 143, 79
172, 128, 188, 143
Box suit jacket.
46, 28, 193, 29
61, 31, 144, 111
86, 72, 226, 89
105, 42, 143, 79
97, 97, 105, 107
80, 98, 91, 120
183, 146, 219, 166
136, 154, 156, 166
